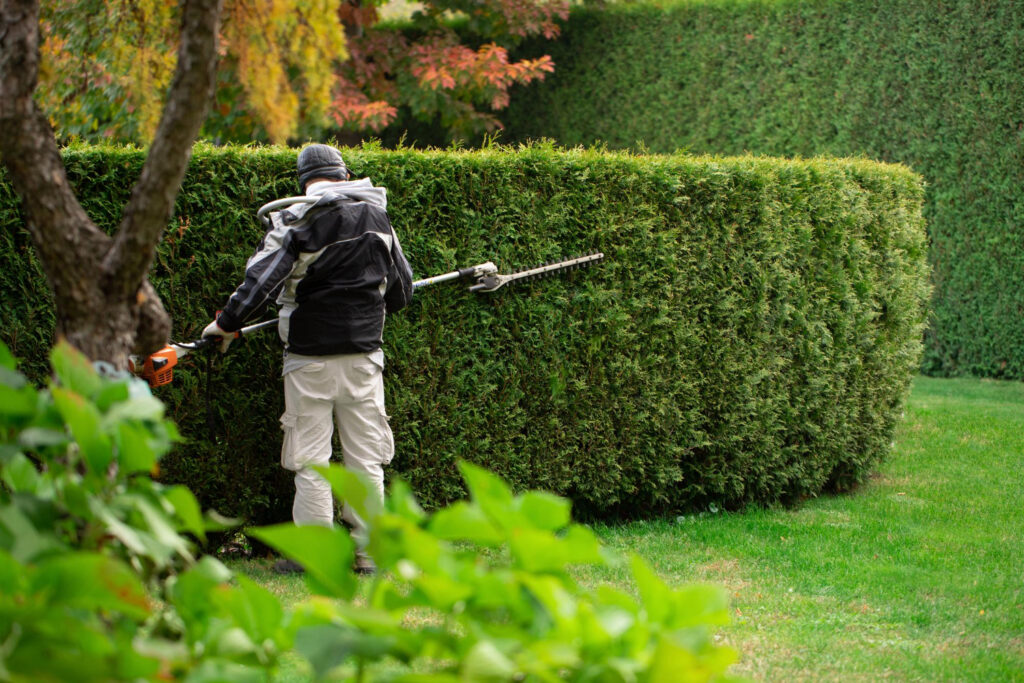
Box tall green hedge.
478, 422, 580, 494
0, 144, 929, 524
499, 0, 1024, 379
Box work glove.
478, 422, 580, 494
202, 319, 236, 353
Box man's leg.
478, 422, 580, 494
335, 351, 394, 568
281, 362, 336, 528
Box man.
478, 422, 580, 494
203, 144, 413, 574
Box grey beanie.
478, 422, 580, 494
297, 144, 348, 189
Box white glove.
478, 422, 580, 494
202, 319, 236, 353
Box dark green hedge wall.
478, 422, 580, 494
499, 0, 1023, 379
0, 144, 929, 524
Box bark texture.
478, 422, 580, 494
0, 0, 222, 368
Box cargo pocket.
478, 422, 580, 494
280, 412, 299, 471
379, 408, 395, 466
281, 411, 332, 471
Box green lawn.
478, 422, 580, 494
237, 376, 1024, 681
586, 376, 1024, 680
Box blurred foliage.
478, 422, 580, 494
0, 142, 930, 525
0, 340, 740, 681
0, 340, 270, 680
495, 0, 1024, 378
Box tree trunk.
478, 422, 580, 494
0, 0, 222, 370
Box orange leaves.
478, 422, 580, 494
406, 40, 553, 102
330, 85, 398, 132
333, 25, 559, 137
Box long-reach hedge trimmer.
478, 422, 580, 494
132, 252, 604, 389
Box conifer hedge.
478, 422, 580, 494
0, 144, 929, 524
499, 0, 1023, 379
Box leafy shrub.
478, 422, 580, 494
0, 341, 740, 681
498, 0, 1024, 378
0, 143, 930, 525
0, 340, 290, 680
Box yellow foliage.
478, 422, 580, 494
39, 0, 347, 144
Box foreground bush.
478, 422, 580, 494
0, 143, 931, 523
0, 342, 739, 681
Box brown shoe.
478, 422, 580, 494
353, 551, 377, 575
273, 558, 304, 575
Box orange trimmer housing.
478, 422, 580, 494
139, 346, 180, 388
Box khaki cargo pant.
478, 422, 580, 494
280, 350, 394, 543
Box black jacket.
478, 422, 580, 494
217, 193, 413, 356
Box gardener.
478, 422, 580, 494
203, 143, 414, 575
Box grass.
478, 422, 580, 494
235, 375, 1024, 681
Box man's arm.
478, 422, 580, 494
384, 221, 414, 314
217, 214, 298, 331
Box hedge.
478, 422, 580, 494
0, 143, 930, 524
497, 0, 1024, 379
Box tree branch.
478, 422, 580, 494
103, 0, 224, 297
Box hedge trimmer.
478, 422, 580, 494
132, 252, 604, 388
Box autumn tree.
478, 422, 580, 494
0, 0, 222, 365
38, 0, 567, 144
39, 0, 346, 144
329, 0, 565, 140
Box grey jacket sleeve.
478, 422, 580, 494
217, 215, 297, 332
384, 221, 414, 314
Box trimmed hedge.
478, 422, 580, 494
499, 0, 1024, 379
0, 143, 929, 523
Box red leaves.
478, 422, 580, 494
333, 29, 557, 136
332, 0, 568, 138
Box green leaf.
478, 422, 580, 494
412, 573, 474, 610
509, 527, 568, 573
250, 523, 357, 599
294, 624, 396, 679
460, 640, 518, 681
165, 485, 206, 543
1, 452, 41, 493
0, 340, 15, 370
428, 501, 504, 545
0, 444, 20, 464
204, 509, 241, 532
115, 421, 159, 474
314, 464, 382, 527
17, 427, 69, 450
0, 504, 63, 562
515, 491, 571, 531
211, 574, 285, 646
171, 556, 234, 626
0, 366, 26, 390
94, 381, 130, 412
670, 584, 732, 629
519, 574, 578, 628
33, 553, 150, 620
128, 493, 193, 560
0, 384, 38, 421
387, 478, 427, 523
562, 524, 606, 566
646, 631, 738, 682
458, 461, 515, 526
50, 341, 102, 399
51, 387, 113, 473
630, 554, 671, 625
181, 659, 267, 683
103, 394, 166, 424
91, 497, 173, 566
